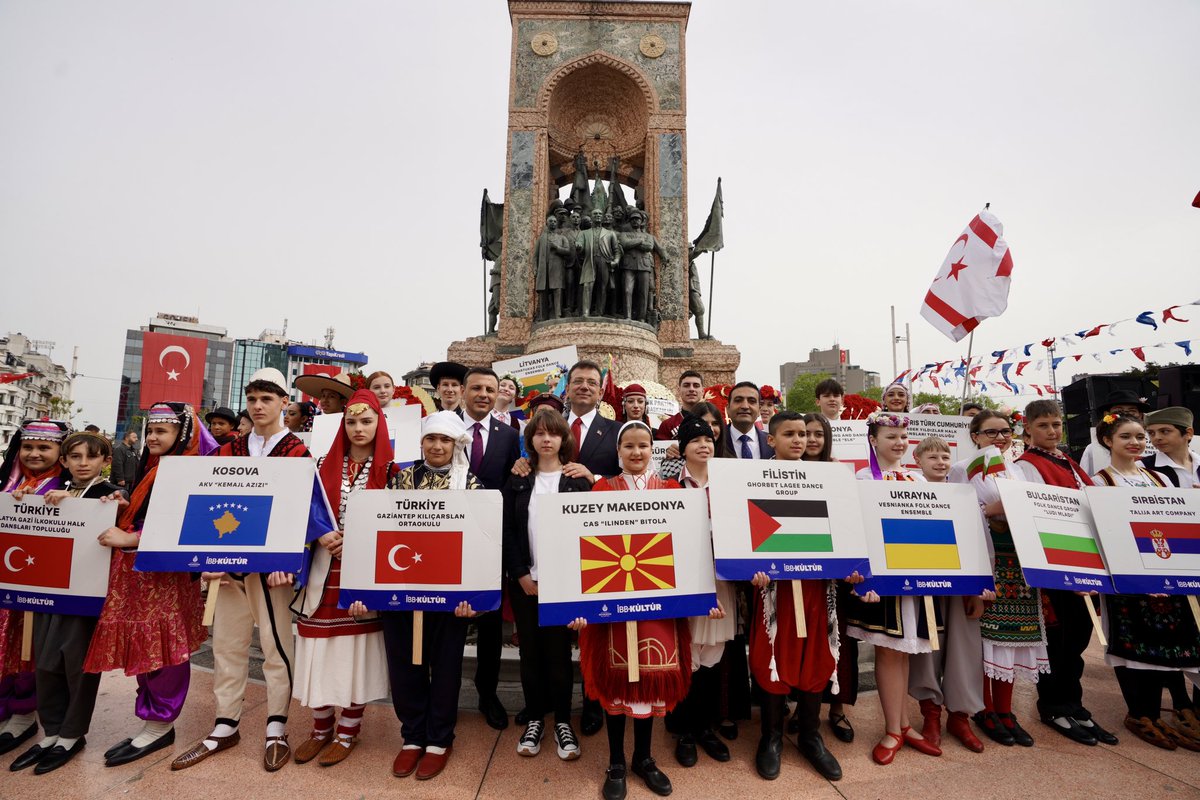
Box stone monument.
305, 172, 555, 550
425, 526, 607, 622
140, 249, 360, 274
449, 0, 740, 386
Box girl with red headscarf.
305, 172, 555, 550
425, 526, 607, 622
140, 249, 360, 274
292, 389, 396, 767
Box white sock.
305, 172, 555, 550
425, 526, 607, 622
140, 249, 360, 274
1, 713, 36, 736
425, 745, 447, 755
36, 735, 58, 749
202, 722, 239, 752
55, 736, 78, 751
402, 744, 422, 751
1050, 716, 1072, 729
266, 720, 287, 741
1076, 718, 1096, 727
131, 722, 172, 749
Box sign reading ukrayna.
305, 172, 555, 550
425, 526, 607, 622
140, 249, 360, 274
536, 489, 715, 625
339, 490, 502, 613
708, 459, 870, 581
136, 457, 319, 574
1084, 486, 1200, 595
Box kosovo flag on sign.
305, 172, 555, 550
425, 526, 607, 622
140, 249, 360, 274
179, 495, 273, 547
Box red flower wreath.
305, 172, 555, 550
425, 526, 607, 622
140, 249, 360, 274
841, 394, 881, 420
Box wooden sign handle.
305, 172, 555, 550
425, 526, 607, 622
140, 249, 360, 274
202, 578, 222, 626
626, 620, 640, 682
1187, 595, 1200, 633
20, 611, 33, 661
412, 610, 424, 665
924, 596, 940, 651
1083, 594, 1107, 647
792, 580, 807, 638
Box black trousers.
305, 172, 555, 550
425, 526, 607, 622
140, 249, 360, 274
509, 580, 573, 722
1037, 590, 1095, 719
33, 614, 100, 739
823, 581, 859, 706
472, 607, 503, 700
381, 610, 469, 748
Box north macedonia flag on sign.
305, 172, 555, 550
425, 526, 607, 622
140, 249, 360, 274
579, 532, 676, 594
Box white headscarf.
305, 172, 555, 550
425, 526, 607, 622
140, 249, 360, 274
421, 411, 473, 490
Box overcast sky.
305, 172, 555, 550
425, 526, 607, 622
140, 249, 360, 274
2, 0, 1198, 428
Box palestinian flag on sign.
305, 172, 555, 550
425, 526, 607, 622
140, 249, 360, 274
1036, 517, 1104, 570
967, 446, 1006, 481
747, 499, 833, 553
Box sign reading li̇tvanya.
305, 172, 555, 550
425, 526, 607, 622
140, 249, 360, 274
1083, 486, 1200, 595
901, 415, 978, 471
493, 346, 577, 399
856, 481, 994, 596
135, 456, 317, 574
708, 459, 870, 581
0, 494, 114, 616
535, 488, 715, 625
995, 482, 1113, 593
338, 490, 502, 612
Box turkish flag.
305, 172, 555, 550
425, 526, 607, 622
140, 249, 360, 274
140, 331, 207, 409
374, 530, 463, 585
920, 209, 1014, 342
299, 363, 340, 402
0, 532, 73, 589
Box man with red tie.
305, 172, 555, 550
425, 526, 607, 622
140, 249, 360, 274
459, 367, 521, 731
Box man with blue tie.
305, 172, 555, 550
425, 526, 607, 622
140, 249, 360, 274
459, 367, 522, 730
727, 381, 774, 459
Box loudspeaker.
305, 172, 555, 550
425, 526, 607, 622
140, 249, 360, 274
1154, 365, 1200, 420
1060, 374, 1155, 460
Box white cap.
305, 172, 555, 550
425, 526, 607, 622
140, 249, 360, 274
249, 367, 289, 396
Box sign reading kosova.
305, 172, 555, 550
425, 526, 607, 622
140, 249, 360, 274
135, 457, 318, 574
338, 490, 502, 613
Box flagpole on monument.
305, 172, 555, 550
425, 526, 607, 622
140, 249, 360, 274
707, 251, 715, 339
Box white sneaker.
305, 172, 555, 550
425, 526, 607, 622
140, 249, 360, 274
517, 719, 544, 756
554, 722, 580, 760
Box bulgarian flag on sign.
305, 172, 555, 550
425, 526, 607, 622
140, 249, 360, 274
967, 446, 1006, 481
920, 208, 1014, 342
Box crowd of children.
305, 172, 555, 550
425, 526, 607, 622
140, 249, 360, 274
0, 362, 1198, 796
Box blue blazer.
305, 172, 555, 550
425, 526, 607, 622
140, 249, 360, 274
461, 413, 522, 491
726, 426, 774, 459
575, 413, 621, 478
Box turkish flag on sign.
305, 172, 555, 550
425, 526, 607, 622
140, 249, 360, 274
0, 532, 73, 589
920, 209, 1014, 342
140, 331, 207, 409
374, 530, 463, 585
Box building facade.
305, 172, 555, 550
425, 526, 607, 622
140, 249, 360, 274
285, 345, 369, 402
1, 332, 74, 449
780, 346, 880, 397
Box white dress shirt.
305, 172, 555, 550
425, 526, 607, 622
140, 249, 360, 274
463, 411, 491, 456
567, 407, 598, 444
730, 426, 760, 459
248, 428, 289, 457
1152, 449, 1200, 488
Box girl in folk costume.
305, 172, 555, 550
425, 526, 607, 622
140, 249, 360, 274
619, 383, 649, 425
84, 403, 213, 767
292, 389, 394, 767
1091, 414, 1200, 750
1009, 399, 1118, 746
503, 409, 590, 760
569, 421, 709, 800
494, 373, 525, 431
845, 412, 944, 765
881, 382, 911, 414
948, 409, 1045, 748
668, 414, 734, 768
0, 419, 70, 756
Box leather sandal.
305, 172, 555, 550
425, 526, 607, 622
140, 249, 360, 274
1157, 719, 1200, 752
318, 735, 357, 766
171, 730, 241, 771
1124, 716, 1175, 750
264, 734, 291, 771
293, 731, 333, 764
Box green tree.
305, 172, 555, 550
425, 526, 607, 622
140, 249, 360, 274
785, 373, 834, 412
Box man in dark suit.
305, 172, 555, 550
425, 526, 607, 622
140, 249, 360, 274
459, 367, 522, 730
727, 381, 774, 459
565, 359, 620, 479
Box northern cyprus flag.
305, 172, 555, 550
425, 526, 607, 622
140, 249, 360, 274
921, 209, 1014, 342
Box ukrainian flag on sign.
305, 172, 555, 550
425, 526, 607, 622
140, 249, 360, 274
178, 495, 273, 547
881, 518, 960, 570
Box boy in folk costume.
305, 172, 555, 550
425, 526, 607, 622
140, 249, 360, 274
8, 432, 123, 773
0, 419, 70, 756
291, 389, 395, 767
172, 368, 334, 772
749, 412, 848, 782
1009, 399, 1118, 746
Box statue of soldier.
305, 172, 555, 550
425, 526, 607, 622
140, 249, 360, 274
576, 208, 622, 318
687, 246, 707, 337
533, 215, 572, 320
560, 206, 581, 316
617, 209, 667, 322
486, 259, 502, 333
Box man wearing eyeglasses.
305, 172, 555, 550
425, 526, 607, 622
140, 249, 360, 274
562, 360, 620, 479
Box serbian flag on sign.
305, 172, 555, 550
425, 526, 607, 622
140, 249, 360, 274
139, 331, 207, 408
920, 209, 1014, 342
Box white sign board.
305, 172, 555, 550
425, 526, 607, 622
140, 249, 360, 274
493, 346, 577, 398
1084, 485, 1200, 595
829, 420, 869, 472
902, 415, 978, 470
309, 406, 423, 464
996, 481, 1113, 592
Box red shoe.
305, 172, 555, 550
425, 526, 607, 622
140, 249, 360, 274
392, 747, 423, 777
415, 746, 451, 780
902, 725, 942, 756
947, 712, 984, 753
871, 731, 903, 765
918, 699, 942, 747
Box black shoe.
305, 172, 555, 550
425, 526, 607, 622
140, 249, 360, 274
997, 713, 1034, 747
632, 756, 672, 796
105, 728, 176, 767
973, 711, 1015, 746
828, 712, 855, 743
696, 730, 731, 762
34, 737, 86, 775
9, 743, 48, 771
515, 707, 531, 726
755, 733, 781, 780
478, 694, 509, 731
0, 723, 38, 756
796, 734, 842, 781
1039, 714, 1096, 746
581, 699, 604, 736
674, 735, 697, 767
717, 720, 738, 741
103, 738, 132, 760
1077, 717, 1118, 745
602, 764, 627, 800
